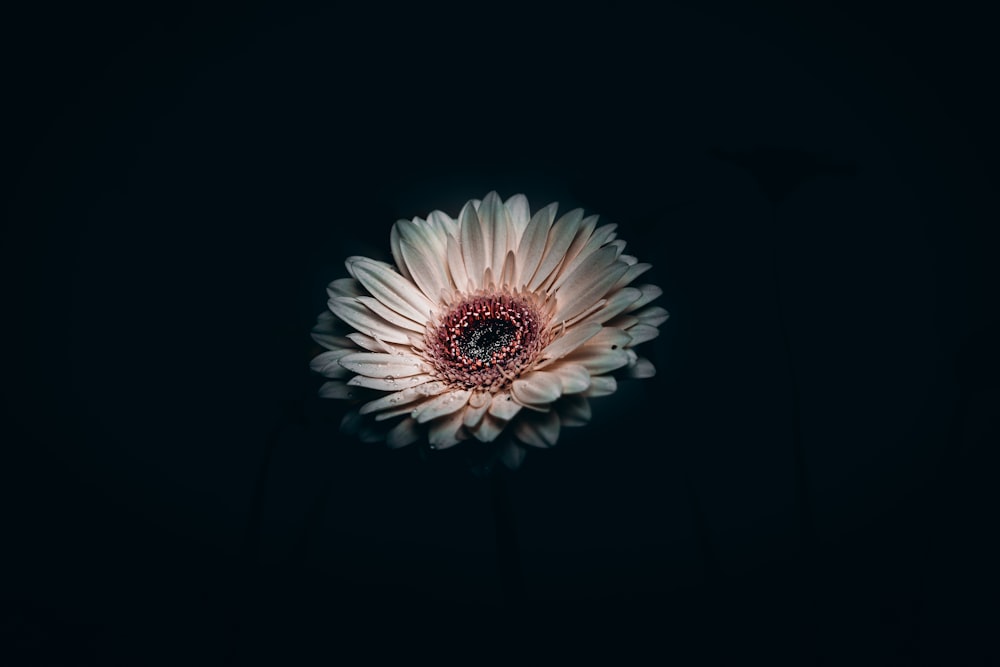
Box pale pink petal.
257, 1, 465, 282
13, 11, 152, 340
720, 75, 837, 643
624, 284, 663, 312
515, 202, 557, 287
400, 238, 452, 304
535, 322, 601, 366
625, 323, 660, 346
478, 191, 513, 275
552, 219, 613, 290
551, 247, 629, 323
328, 297, 412, 344
386, 417, 421, 449
557, 395, 592, 426
345, 332, 393, 353
526, 208, 584, 291
338, 352, 427, 378
347, 374, 435, 391
411, 389, 471, 423
359, 381, 448, 415
326, 277, 364, 299
356, 297, 425, 333
427, 409, 467, 449
459, 201, 487, 285
612, 262, 653, 291
583, 376, 617, 397
627, 357, 657, 378
513, 409, 561, 448
318, 380, 355, 399
488, 392, 522, 420
635, 306, 670, 327
550, 363, 591, 394
446, 235, 471, 294
504, 194, 531, 242
511, 370, 563, 406
580, 287, 642, 326
473, 413, 507, 442
565, 347, 631, 374
349, 258, 436, 325
462, 397, 490, 427
553, 215, 600, 286
309, 349, 354, 378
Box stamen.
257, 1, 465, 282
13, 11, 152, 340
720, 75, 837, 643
424, 291, 551, 391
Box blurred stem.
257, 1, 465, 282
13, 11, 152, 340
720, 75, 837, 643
769, 204, 813, 557
490, 465, 524, 607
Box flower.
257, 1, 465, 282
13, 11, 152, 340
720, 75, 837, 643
311, 192, 667, 468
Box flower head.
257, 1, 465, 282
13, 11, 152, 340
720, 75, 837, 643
311, 192, 667, 468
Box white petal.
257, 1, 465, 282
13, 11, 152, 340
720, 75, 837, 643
488, 392, 523, 420
397, 240, 449, 304
349, 258, 436, 325
500, 250, 516, 288
625, 284, 663, 312
338, 352, 427, 378
411, 389, 471, 423
446, 234, 471, 294
583, 327, 633, 350
515, 202, 557, 288
511, 370, 563, 406
552, 248, 629, 323
359, 381, 448, 415
627, 357, 657, 378
580, 287, 642, 326
584, 376, 618, 397
625, 323, 660, 346
462, 396, 490, 427
552, 214, 600, 286
346, 332, 392, 353
536, 322, 602, 365
526, 208, 583, 291
504, 194, 531, 242
562, 298, 608, 329
479, 191, 512, 275
318, 380, 355, 399
340, 410, 363, 434
389, 223, 410, 281
513, 410, 561, 448
557, 394, 592, 426
328, 297, 412, 344
612, 262, 653, 291
310, 349, 353, 378
386, 417, 420, 449
551, 218, 609, 290
311, 330, 356, 351
607, 314, 639, 330
500, 441, 527, 469
356, 296, 425, 333
427, 409, 467, 449
635, 306, 670, 327
473, 413, 507, 442
550, 363, 591, 394
396, 217, 452, 301
313, 310, 339, 333
566, 347, 631, 374
459, 201, 487, 285
348, 374, 434, 391
326, 277, 364, 299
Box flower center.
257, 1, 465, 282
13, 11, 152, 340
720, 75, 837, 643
426, 292, 551, 391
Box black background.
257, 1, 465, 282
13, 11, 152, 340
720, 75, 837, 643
3, 2, 998, 664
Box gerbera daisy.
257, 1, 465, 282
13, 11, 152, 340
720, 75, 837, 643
311, 192, 667, 468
